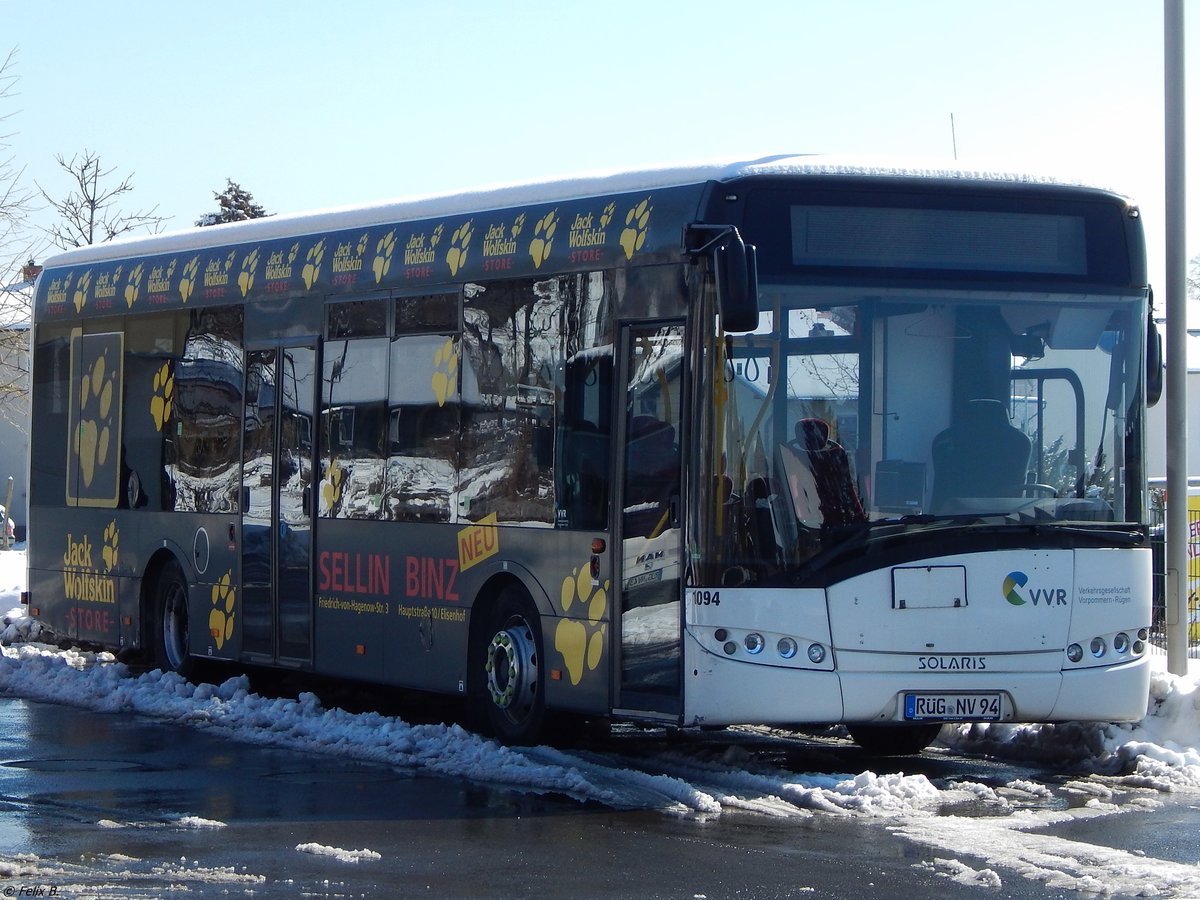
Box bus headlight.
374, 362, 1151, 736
1090, 637, 1107, 658
1067, 643, 1083, 663
1113, 632, 1130, 654
777, 637, 798, 659
744, 633, 764, 654
807, 643, 827, 664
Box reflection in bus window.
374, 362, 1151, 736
556, 272, 614, 530
162, 307, 244, 513
319, 336, 388, 519
384, 333, 459, 523
460, 279, 562, 525
396, 293, 458, 334
122, 311, 184, 511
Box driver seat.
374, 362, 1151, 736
930, 399, 1031, 511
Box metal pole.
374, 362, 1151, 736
1, 476, 11, 551
1164, 0, 1189, 674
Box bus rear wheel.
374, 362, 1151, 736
848, 723, 942, 756
153, 561, 194, 677
477, 586, 545, 745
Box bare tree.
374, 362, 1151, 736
0, 48, 35, 284
0, 49, 36, 436
37, 149, 168, 249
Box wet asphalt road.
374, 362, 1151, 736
0, 696, 1194, 899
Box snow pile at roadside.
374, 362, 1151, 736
941, 662, 1200, 793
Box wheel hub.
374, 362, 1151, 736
485, 621, 537, 712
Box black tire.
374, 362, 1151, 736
475, 585, 545, 745
848, 723, 942, 756
152, 561, 195, 677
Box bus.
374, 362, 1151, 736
27, 156, 1156, 751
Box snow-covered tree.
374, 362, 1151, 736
196, 179, 269, 226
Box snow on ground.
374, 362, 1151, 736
295, 842, 382, 863
3, 547, 1200, 895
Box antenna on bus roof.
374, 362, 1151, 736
950, 113, 959, 160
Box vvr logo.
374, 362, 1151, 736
1003, 571, 1068, 607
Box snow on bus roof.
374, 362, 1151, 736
41, 153, 1112, 270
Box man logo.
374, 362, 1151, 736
1003, 571, 1028, 606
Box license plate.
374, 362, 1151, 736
626, 569, 664, 588
904, 692, 1002, 721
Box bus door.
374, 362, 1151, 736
241, 344, 317, 665
617, 321, 685, 717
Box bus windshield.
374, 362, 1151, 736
702, 283, 1148, 585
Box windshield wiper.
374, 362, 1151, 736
798, 515, 1144, 579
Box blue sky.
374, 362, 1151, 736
3, 1, 1196, 300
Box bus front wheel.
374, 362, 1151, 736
153, 561, 194, 677
476, 585, 545, 745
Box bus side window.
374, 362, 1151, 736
384, 334, 457, 523
319, 336, 388, 520
556, 272, 615, 530
558, 352, 612, 530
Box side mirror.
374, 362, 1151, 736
1146, 314, 1163, 407
716, 232, 759, 333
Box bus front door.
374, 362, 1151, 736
241, 344, 317, 665
617, 321, 684, 718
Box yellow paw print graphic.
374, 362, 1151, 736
554, 564, 608, 686
179, 256, 200, 303
238, 248, 260, 297
431, 338, 458, 408
102, 520, 119, 572
529, 211, 558, 269
619, 197, 653, 260
73, 271, 93, 314
302, 239, 326, 289
320, 460, 344, 515
510, 213, 526, 239
446, 220, 473, 276
150, 362, 173, 431
373, 230, 396, 283
600, 202, 616, 229
209, 570, 236, 651
74, 351, 116, 489
124, 263, 145, 308
431, 224, 444, 248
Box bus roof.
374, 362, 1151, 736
40, 154, 1121, 270
33, 155, 1138, 321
